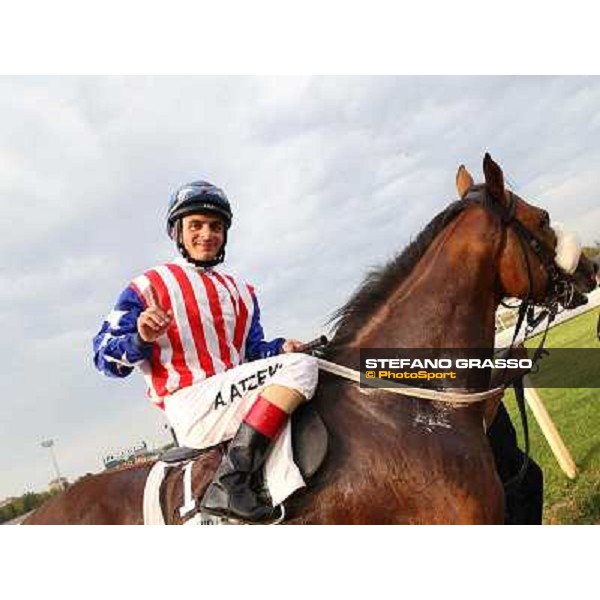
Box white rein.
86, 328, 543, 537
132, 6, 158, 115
316, 358, 505, 405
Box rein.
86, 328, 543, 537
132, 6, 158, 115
316, 357, 506, 404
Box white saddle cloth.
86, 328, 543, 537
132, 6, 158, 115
143, 420, 304, 525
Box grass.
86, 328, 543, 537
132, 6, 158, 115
502, 309, 600, 524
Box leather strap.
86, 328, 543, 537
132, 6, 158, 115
316, 358, 505, 405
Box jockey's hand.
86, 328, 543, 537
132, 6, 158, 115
137, 306, 173, 343
282, 339, 304, 353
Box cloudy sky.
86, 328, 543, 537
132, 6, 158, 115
1, 75, 599, 500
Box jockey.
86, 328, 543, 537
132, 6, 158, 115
93, 180, 319, 522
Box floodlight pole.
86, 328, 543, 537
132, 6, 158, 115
41, 439, 62, 481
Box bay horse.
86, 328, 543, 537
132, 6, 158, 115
25, 154, 598, 524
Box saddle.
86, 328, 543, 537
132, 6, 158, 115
145, 404, 328, 524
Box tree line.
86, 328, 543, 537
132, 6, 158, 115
0, 490, 60, 524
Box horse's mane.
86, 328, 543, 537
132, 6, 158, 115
325, 199, 466, 353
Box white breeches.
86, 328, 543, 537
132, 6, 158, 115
163, 352, 319, 449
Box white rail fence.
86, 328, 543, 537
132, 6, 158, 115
494, 288, 600, 347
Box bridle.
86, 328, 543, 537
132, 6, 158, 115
462, 184, 577, 316
461, 183, 584, 368
461, 183, 578, 490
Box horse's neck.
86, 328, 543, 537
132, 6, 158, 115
352, 210, 499, 351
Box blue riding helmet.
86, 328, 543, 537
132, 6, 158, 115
167, 181, 233, 239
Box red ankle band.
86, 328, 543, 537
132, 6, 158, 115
244, 395, 288, 439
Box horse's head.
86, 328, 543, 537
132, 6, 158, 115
456, 153, 598, 309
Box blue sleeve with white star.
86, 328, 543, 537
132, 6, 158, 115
244, 293, 285, 361
93, 286, 152, 378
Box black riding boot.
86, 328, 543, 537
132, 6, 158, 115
200, 422, 279, 522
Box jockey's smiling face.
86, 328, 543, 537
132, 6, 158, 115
181, 213, 225, 262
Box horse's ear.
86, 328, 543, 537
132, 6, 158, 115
483, 153, 505, 201
456, 165, 474, 199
